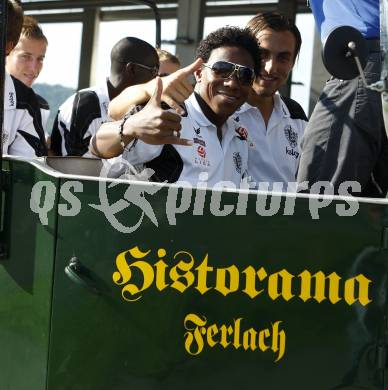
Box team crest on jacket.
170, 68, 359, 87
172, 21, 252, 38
235, 126, 248, 140
284, 125, 298, 148
233, 152, 242, 174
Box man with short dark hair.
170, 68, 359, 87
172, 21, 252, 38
50, 37, 159, 156
107, 12, 307, 190
237, 11, 307, 190
91, 26, 261, 187
3, 0, 47, 157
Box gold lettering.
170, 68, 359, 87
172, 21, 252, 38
195, 255, 213, 295
272, 321, 286, 362
170, 251, 195, 293
242, 266, 267, 299
258, 328, 270, 352
154, 261, 169, 291
112, 247, 154, 302
207, 324, 219, 347
233, 318, 242, 349
113, 247, 373, 310
344, 274, 372, 306
183, 313, 287, 362
112, 246, 150, 285
242, 328, 257, 351
121, 260, 154, 302
219, 324, 233, 348
215, 265, 239, 296
299, 271, 341, 304
184, 313, 207, 355
268, 269, 294, 301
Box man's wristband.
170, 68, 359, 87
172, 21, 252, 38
119, 113, 138, 152
119, 113, 130, 150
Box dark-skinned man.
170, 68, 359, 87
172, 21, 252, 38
90, 27, 261, 188
50, 37, 159, 157
107, 13, 307, 191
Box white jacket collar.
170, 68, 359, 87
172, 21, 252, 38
236, 92, 291, 118
186, 93, 213, 127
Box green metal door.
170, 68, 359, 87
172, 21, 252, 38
46, 172, 388, 389
0, 159, 387, 389
0, 159, 58, 390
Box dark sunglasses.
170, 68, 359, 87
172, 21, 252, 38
129, 62, 159, 78
202, 61, 255, 86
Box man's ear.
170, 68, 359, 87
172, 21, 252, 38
125, 62, 135, 75
194, 67, 202, 83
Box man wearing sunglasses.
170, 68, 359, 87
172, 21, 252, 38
50, 37, 159, 156
107, 13, 307, 191
91, 26, 261, 188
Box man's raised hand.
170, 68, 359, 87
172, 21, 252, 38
124, 77, 192, 146
147, 58, 203, 115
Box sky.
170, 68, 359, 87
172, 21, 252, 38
37, 13, 315, 113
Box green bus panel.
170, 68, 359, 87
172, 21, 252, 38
0, 160, 58, 390
45, 174, 388, 390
